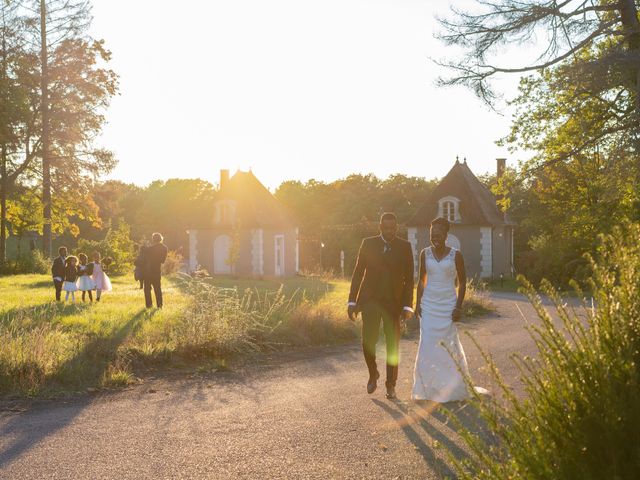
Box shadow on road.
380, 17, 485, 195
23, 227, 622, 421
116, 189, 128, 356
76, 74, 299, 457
372, 397, 497, 477
0, 308, 152, 468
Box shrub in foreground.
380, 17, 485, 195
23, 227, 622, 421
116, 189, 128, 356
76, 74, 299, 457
449, 226, 640, 479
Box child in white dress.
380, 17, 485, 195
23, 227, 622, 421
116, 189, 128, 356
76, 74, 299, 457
77, 253, 96, 302
62, 256, 79, 303
90, 251, 112, 301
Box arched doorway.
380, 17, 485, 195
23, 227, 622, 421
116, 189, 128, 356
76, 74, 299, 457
214, 235, 232, 274
446, 233, 461, 251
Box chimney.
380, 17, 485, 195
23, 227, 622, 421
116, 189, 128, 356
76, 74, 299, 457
220, 169, 230, 189
496, 158, 506, 178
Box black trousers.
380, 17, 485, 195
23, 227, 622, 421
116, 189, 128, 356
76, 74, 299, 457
54, 280, 63, 301
361, 302, 401, 388
144, 275, 162, 308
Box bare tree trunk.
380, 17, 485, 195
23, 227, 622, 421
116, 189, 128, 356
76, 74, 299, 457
0, 7, 8, 265
0, 144, 6, 265
40, 0, 51, 257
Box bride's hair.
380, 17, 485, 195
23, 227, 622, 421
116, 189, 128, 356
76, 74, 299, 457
431, 216, 450, 232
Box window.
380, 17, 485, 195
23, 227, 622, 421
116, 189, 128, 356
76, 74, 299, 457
438, 196, 461, 223
215, 201, 236, 224
443, 201, 455, 222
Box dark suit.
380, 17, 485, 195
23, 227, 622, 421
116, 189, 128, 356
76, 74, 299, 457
51, 256, 66, 301
349, 235, 414, 388
143, 243, 168, 308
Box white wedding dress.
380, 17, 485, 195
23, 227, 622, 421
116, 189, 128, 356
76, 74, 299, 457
412, 246, 471, 402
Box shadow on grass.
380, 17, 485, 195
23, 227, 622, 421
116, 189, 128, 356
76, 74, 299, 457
20, 279, 54, 289
50, 308, 152, 389
0, 302, 92, 327
0, 308, 152, 468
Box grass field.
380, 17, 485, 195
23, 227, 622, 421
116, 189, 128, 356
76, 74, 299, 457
0, 274, 355, 398
0, 273, 493, 398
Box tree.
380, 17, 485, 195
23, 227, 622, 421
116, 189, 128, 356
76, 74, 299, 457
437, 1, 640, 163
25, 0, 117, 256
0, 2, 32, 264
136, 179, 215, 249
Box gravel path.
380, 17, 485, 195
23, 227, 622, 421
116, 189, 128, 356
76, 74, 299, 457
0, 293, 546, 479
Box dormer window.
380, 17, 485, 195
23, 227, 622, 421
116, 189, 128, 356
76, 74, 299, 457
437, 196, 461, 223
215, 200, 236, 224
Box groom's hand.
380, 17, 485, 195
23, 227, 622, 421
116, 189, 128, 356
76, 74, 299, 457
452, 306, 462, 322
347, 304, 358, 321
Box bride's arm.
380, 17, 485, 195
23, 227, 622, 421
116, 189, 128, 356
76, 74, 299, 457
415, 250, 427, 317
453, 250, 467, 321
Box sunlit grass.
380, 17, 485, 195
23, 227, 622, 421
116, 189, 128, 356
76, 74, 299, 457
0, 273, 354, 397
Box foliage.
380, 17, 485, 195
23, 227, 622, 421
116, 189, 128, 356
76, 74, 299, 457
134, 178, 215, 250
448, 225, 640, 479
0, 1, 119, 259
161, 250, 183, 276
0, 248, 49, 275
437, 1, 640, 286
77, 220, 134, 275
437, 0, 640, 119
276, 173, 436, 273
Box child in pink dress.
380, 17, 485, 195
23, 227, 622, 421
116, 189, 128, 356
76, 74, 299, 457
90, 251, 112, 301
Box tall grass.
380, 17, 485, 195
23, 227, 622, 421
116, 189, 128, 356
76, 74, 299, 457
0, 274, 355, 397
448, 226, 640, 479
461, 279, 494, 318
163, 275, 357, 358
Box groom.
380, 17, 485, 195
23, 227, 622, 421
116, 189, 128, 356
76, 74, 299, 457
348, 212, 414, 399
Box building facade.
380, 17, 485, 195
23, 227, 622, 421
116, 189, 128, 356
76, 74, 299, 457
407, 159, 514, 279
187, 170, 299, 277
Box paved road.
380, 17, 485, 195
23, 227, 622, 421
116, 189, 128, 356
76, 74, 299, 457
0, 293, 548, 479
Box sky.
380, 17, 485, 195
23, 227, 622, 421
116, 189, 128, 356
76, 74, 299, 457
89, 0, 527, 190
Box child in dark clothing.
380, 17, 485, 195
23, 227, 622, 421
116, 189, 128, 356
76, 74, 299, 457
62, 256, 79, 303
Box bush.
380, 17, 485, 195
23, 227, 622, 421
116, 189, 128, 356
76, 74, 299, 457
77, 220, 134, 275
449, 225, 640, 479
162, 250, 183, 275
0, 250, 50, 275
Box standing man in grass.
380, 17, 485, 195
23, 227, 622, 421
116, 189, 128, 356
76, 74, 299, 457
348, 213, 414, 400
51, 246, 67, 301
143, 232, 168, 309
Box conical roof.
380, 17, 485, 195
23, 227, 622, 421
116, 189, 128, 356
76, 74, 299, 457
408, 160, 509, 226
217, 170, 296, 228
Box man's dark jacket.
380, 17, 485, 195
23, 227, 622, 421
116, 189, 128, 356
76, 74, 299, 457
144, 243, 168, 278
51, 256, 66, 279
348, 235, 414, 316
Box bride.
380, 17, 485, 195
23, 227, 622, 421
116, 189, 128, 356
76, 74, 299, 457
412, 216, 475, 402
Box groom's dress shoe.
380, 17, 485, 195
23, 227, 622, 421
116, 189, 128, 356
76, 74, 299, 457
385, 386, 397, 400
367, 372, 380, 394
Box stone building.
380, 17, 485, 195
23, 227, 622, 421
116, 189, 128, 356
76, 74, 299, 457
187, 170, 299, 277
407, 158, 514, 279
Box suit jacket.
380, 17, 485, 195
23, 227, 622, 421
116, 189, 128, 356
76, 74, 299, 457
52, 256, 66, 279
348, 235, 414, 316
144, 243, 168, 278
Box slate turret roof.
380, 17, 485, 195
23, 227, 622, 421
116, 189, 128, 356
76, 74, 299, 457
408, 160, 511, 227
217, 170, 296, 228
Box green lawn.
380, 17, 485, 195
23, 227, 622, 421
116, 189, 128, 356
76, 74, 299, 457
0, 274, 354, 398
0, 273, 493, 398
